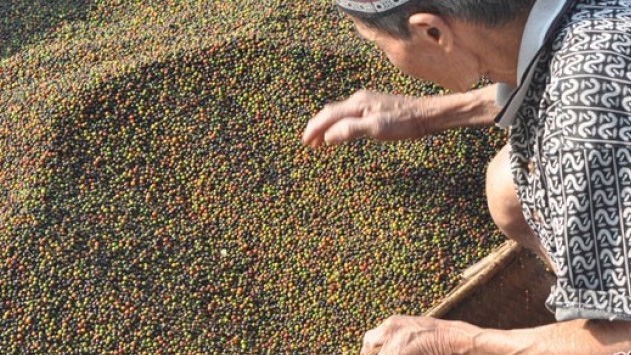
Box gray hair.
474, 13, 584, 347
339, 0, 536, 38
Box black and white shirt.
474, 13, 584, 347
498, 0, 631, 321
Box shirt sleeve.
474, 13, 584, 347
543, 3, 631, 322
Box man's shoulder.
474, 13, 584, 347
549, 0, 631, 70
496, 0, 631, 128
545, 0, 631, 93
519, 0, 631, 148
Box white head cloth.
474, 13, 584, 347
336, 0, 412, 13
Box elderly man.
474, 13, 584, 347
302, 0, 631, 353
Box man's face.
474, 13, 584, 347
350, 16, 480, 92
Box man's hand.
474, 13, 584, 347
302, 90, 432, 147
302, 85, 501, 148
360, 316, 476, 355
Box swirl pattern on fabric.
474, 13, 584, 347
509, 0, 631, 321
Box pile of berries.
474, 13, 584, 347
0, 1, 505, 353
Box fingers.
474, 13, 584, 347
303, 104, 363, 147
361, 316, 458, 355
360, 324, 387, 355
324, 116, 374, 145
364, 346, 382, 355
302, 91, 371, 147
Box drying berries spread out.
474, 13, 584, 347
0, 1, 505, 354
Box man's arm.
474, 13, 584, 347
360, 315, 631, 355
302, 84, 500, 148
471, 318, 631, 354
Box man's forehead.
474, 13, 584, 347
336, 0, 411, 13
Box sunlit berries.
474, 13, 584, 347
0, 1, 506, 354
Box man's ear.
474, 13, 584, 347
408, 13, 453, 51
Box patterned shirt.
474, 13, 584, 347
506, 0, 631, 321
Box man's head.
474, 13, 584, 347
337, 0, 535, 91
336, 0, 536, 39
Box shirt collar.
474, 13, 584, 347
495, 0, 574, 128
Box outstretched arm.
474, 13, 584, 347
360, 315, 631, 355
476, 318, 631, 354
302, 84, 501, 148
